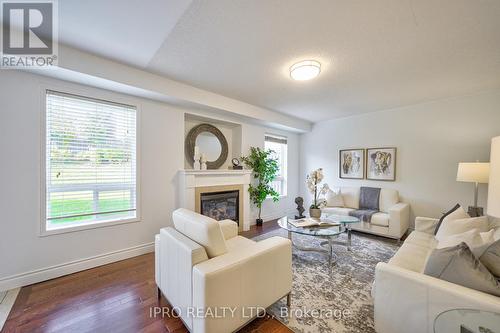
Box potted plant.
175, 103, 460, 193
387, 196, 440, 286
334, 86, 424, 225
241, 147, 280, 226
306, 168, 329, 218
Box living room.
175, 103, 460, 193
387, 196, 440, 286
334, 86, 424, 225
1, 1, 500, 332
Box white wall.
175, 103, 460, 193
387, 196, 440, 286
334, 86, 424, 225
0, 70, 299, 289
300, 90, 500, 225
180, 108, 300, 222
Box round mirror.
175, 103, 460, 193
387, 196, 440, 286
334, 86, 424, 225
185, 123, 228, 169
195, 132, 222, 162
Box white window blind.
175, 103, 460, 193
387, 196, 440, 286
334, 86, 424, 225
45, 90, 137, 231
264, 134, 287, 196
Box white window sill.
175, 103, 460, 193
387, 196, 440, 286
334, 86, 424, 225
40, 217, 140, 237
266, 195, 287, 200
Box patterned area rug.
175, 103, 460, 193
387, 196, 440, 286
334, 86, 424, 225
252, 229, 399, 333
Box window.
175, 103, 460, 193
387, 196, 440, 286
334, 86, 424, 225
264, 134, 287, 196
43, 90, 138, 234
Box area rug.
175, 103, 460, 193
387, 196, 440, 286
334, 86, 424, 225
252, 229, 399, 333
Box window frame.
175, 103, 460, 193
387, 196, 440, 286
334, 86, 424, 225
264, 134, 288, 198
40, 86, 141, 237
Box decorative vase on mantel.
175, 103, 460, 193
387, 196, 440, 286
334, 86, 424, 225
309, 208, 321, 219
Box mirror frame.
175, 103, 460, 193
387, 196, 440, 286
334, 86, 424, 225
185, 123, 228, 169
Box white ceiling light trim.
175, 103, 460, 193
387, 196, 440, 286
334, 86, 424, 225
290, 60, 321, 81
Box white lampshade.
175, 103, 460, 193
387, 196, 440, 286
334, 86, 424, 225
488, 137, 500, 217
457, 162, 490, 183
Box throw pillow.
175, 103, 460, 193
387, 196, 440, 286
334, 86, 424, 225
359, 187, 381, 210
424, 242, 500, 297
326, 190, 344, 207
480, 239, 500, 277
435, 207, 490, 240
434, 204, 469, 235
435, 216, 488, 241
437, 228, 495, 258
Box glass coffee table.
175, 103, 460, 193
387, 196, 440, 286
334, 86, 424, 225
277, 214, 360, 264
322, 214, 361, 251
434, 309, 500, 333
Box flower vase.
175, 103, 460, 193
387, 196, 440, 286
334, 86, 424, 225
309, 208, 321, 219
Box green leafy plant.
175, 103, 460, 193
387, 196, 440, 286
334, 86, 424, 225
241, 147, 280, 222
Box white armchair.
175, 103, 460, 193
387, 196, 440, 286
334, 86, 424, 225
155, 208, 292, 333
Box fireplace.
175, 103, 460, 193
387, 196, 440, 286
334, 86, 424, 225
181, 170, 251, 231
200, 190, 239, 224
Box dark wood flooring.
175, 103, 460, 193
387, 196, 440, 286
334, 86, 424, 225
2, 221, 291, 333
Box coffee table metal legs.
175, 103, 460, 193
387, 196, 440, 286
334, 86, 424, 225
346, 225, 352, 251
327, 238, 333, 265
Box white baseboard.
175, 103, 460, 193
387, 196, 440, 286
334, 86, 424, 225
251, 209, 296, 225
0, 242, 154, 291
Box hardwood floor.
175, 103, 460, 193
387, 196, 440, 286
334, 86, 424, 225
3, 221, 291, 333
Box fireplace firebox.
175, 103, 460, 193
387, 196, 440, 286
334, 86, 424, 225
200, 190, 239, 224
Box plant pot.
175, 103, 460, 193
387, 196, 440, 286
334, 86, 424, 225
256, 218, 263, 226
309, 208, 321, 219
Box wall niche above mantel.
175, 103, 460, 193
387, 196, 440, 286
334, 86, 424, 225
184, 113, 242, 170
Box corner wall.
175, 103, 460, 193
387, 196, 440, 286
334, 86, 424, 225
300, 90, 500, 225
0, 70, 299, 289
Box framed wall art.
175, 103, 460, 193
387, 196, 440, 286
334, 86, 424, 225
339, 149, 365, 179
366, 147, 397, 181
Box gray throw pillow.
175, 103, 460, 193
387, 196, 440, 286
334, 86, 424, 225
480, 239, 500, 277
424, 242, 500, 297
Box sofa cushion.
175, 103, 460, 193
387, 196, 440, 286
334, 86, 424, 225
379, 189, 399, 213
322, 207, 355, 216
424, 242, 500, 297
325, 189, 344, 207
434, 204, 469, 235
341, 187, 360, 209
388, 242, 431, 273
435, 216, 489, 241
172, 208, 228, 258
371, 212, 390, 227
225, 236, 256, 253
219, 219, 238, 240
405, 231, 438, 249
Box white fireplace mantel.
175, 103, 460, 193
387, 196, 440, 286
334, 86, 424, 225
178, 169, 253, 231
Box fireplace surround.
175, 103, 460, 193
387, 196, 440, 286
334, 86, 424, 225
178, 170, 252, 231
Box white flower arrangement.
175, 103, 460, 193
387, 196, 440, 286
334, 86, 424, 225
306, 168, 329, 209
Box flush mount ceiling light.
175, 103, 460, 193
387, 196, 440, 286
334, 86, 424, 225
290, 60, 321, 81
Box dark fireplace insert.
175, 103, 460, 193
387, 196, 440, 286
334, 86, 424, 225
200, 190, 239, 224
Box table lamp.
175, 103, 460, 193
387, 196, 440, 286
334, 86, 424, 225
487, 137, 500, 218
457, 162, 490, 217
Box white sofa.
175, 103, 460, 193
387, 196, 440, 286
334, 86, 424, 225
155, 208, 292, 333
321, 187, 410, 240
373, 217, 500, 333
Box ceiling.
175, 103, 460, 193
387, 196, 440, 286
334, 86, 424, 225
54, 0, 500, 122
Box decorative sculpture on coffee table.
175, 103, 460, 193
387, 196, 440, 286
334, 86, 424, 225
295, 197, 306, 219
